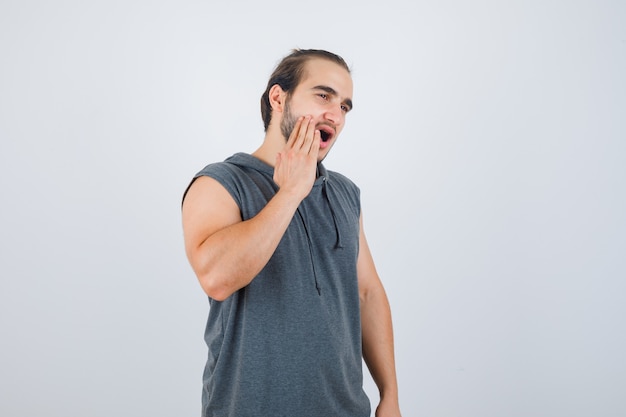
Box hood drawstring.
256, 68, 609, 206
295, 208, 322, 295
322, 176, 344, 249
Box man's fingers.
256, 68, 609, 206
286, 116, 319, 157
304, 117, 323, 154
306, 129, 321, 155
286, 116, 311, 150
295, 116, 313, 151
286, 116, 305, 149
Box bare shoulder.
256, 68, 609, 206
182, 176, 242, 250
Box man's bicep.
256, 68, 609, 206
182, 176, 242, 255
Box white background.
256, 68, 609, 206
1, 1, 625, 416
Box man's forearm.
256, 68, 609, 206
361, 286, 400, 405
191, 188, 303, 301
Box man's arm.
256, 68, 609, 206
182, 176, 302, 301
182, 116, 320, 301
357, 214, 402, 417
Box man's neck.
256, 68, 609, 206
251, 130, 284, 167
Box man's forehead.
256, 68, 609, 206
299, 58, 353, 95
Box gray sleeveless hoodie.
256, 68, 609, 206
185, 153, 371, 417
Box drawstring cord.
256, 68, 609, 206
322, 176, 344, 249
296, 208, 322, 295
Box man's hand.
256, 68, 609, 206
375, 398, 402, 417
273, 115, 320, 201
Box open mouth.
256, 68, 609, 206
318, 126, 335, 142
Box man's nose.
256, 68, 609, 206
323, 103, 343, 125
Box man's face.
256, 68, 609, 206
279, 58, 354, 161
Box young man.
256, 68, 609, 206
182, 49, 401, 417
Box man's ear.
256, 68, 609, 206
268, 84, 287, 114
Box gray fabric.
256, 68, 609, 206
186, 153, 370, 417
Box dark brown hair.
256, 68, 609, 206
260, 49, 350, 131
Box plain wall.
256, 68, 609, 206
1, 1, 625, 416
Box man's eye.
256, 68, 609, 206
341, 105, 349, 112
318, 93, 328, 100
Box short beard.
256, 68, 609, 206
280, 97, 298, 142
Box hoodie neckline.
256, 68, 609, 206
228, 152, 330, 185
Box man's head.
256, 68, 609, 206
260, 49, 352, 132
261, 49, 353, 160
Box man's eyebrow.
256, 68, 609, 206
312, 85, 353, 110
